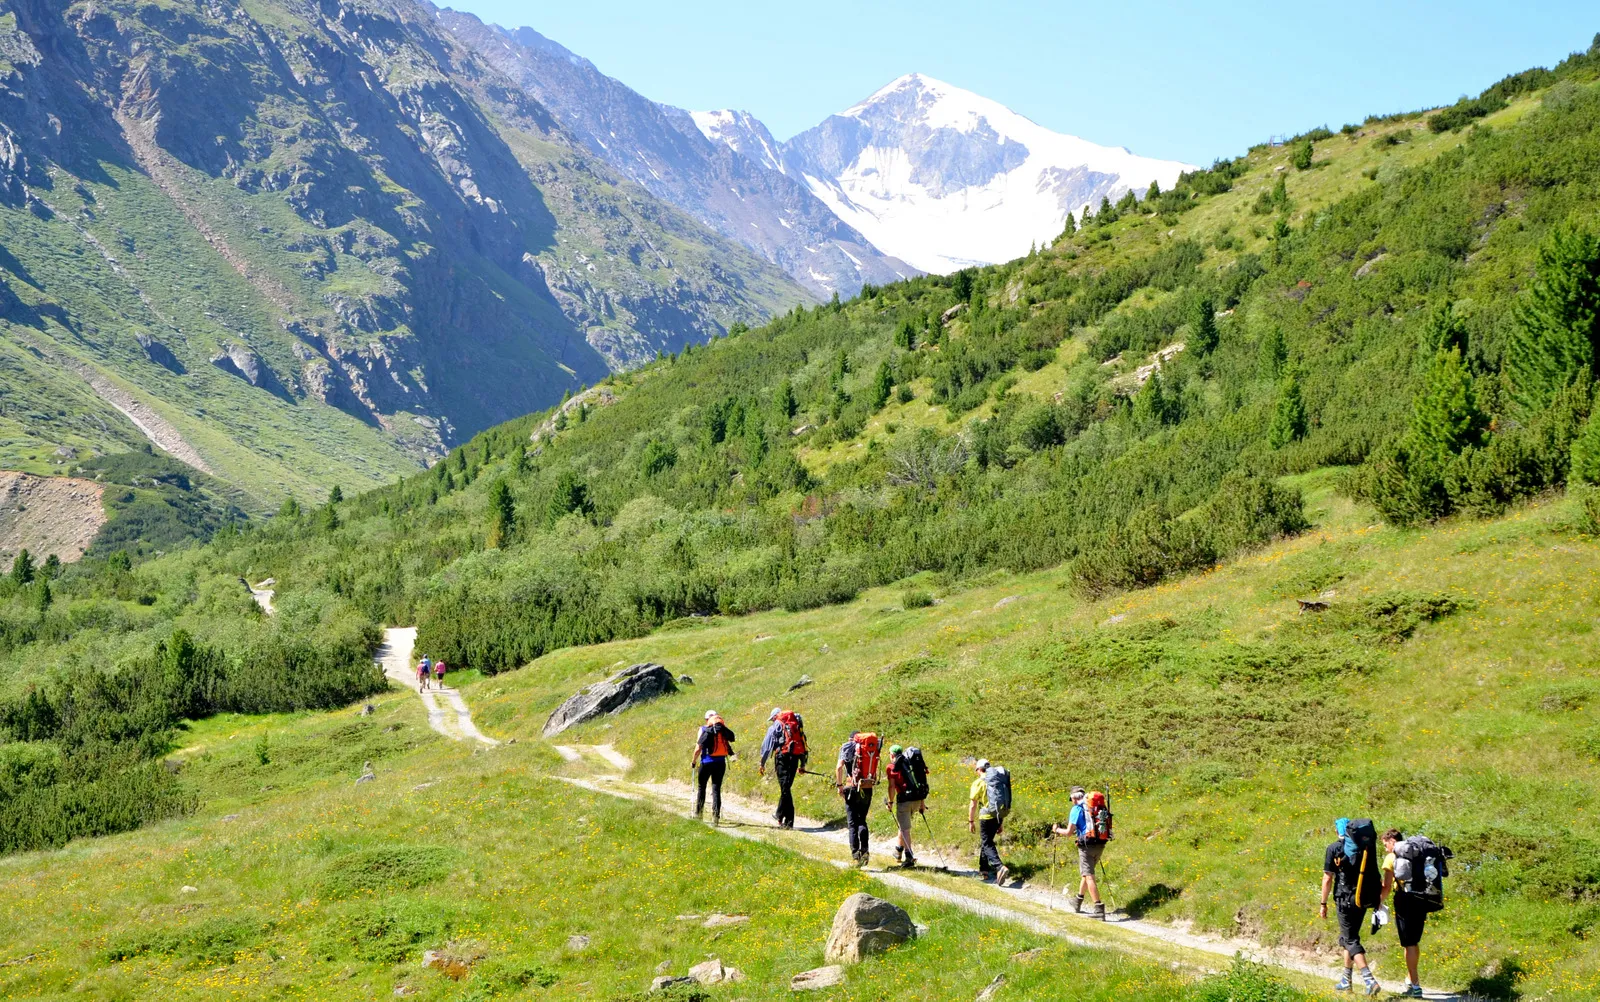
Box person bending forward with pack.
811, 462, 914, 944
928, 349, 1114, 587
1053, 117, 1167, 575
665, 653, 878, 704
885, 744, 930, 868
968, 759, 1011, 886
759, 708, 807, 829
1320, 817, 1383, 995
1053, 786, 1111, 920
836, 731, 880, 866
691, 711, 736, 824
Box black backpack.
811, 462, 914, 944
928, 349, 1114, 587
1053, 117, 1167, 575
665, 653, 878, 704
1341, 818, 1382, 909
1394, 836, 1452, 913
898, 747, 931, 802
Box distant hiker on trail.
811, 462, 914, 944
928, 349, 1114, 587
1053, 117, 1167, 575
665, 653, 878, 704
885, 744, 930, 868
1052, 786, 1112, 920
433, 659, 446, 686
835, 731, 880, 866
968, 759, 1011, 886
1382, 828, 1451, 998
1320, 817, 1384, 995
691, 711, 736, 824
417, 656, 432, 691
759, 707, 807, 829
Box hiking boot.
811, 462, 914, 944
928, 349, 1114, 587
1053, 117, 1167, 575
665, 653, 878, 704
855, 852, 869, 868
1090, 902, 1106, 921
901, 853, 916, 869
1332, 973, 1353, 992
1363, 977, 1381, 997
1400, 985, 1423, 998
1069, 894, 1083, 913
893, 845, 903, 862
994, 865, 1010, 887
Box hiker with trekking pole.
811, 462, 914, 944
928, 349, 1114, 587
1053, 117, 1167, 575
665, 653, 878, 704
758, 707, 808, 829
884, 744, 931, 869
1051, 786, 1112, 920
690, 710, 736, 825
835, 731, 881, 867
1320, 817, 1384, 995
968, 759, 1012, 886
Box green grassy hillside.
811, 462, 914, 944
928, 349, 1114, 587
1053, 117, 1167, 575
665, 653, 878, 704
4, 31, 1600, 1002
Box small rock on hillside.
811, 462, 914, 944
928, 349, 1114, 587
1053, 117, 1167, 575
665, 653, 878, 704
542, 663, 677, 737
824, 893, 916, 963
688, 959, 745, 984
791, 965, 845, 991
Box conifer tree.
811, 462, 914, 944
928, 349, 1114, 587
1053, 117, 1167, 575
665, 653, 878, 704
870, 361, 894, 411
1146, 179, 1161, 200
1259, 324, 1287, 377
1411, 347, 1486, 458
1268, 374, 1309, 448
1570, 407, 1600, 485
1270, 174, 1289, 209
9, 548, 33, 586
1133, 371, 1176, 427
1292, 140, 1314, 170
774, 379, 798, 420
1510, 221, 1600, 410
488, 478, 515, 548
328, 484, 343, 504
1188, 296, 1219, 355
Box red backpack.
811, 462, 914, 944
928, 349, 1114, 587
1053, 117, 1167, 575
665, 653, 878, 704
851, 733, 881, 788
1085, 790, 1114, 844
777, 711, 807, 757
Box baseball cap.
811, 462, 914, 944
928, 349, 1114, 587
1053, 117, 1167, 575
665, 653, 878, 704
975, 758, 990, 771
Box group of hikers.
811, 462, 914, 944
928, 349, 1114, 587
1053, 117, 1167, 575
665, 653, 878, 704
690, 709, 1451, 995
688, 708, 1115, 919
414, 655, 447, 690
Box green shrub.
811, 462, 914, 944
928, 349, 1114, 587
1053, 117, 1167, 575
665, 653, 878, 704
901, 588, 934, 609
322, 845, 454, 897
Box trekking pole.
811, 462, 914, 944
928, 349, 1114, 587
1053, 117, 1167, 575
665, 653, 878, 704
1100, 859, 1117, 914
1050, 833, 1059, 896
917, 808, 950, 872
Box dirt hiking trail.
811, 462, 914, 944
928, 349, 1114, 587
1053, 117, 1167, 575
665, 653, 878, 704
376, 627, 497, 746
550, 746, 1464, 1000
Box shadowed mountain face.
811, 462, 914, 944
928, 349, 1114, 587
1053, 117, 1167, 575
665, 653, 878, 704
434, 10, 915, 299
0, 0, 805, 503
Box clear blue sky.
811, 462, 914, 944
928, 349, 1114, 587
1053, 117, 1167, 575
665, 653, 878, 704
442, 1, 1597, 165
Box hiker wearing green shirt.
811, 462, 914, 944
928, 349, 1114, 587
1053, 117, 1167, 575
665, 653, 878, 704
967, 758, 1012, 886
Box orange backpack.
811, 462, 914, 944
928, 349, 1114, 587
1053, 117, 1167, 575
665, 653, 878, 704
777, 711, 807, 757
851, 733, 881, 788
1085, 790, 1114, 843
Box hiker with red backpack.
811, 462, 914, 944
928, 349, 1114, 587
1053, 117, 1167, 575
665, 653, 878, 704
835, 731, 881, 866
690, 711, 736, 825
884, 744, 930, 868
759, 707, 808, 829
968, 758, 1012, 886
1320, 817, 1384, 995
1052, 786, 1112, 920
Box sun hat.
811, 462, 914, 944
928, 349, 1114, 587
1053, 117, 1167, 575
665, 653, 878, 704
975, 758, 990, 771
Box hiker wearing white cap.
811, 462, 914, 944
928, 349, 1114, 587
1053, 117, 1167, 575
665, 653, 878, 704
690, 710, 736, 824
968, 758, 1012, 885
759, 707, 807, 829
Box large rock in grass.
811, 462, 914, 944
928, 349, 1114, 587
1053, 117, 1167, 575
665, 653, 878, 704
823, 893, 916, 964
543, 663, 677, 737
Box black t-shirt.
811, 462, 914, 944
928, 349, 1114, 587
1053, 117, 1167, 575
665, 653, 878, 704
1325, 841, 1360, 905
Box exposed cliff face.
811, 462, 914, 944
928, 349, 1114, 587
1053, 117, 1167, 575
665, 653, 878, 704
436, 11, 914, 300
0, 0, 805, 503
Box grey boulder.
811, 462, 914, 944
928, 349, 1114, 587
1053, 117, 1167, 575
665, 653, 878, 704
543, 663, 677, 737
823, 892, 916, 963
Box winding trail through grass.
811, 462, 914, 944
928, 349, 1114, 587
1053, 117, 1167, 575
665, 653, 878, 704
374, 627, 498, 746
552, 746, 1462, 1000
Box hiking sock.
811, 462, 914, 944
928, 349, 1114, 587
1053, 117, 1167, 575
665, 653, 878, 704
1334, 969, 1353, 991
1361, 970, 1379, 996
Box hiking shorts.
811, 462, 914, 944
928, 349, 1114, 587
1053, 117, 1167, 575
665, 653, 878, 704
1394, 895, 1428, 948
1078, 840, 1106, 876
894, 799, 924, 837
1336, 903, 1368, 957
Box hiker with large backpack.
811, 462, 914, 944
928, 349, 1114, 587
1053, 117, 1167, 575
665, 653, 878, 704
759, 707, 808, 829
1381, 828, 1451, 998
884, 744, 931, 868
1320, 817, 1384, 995
690, 711, 736, 825
1052, 786, 1112, 920
835, 731, 880, 866
967, 758, 1011, 886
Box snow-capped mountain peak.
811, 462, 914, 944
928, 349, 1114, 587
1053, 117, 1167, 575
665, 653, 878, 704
687, 109, 784, 173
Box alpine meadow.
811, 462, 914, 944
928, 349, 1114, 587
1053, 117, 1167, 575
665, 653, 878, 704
5, 10, 1600, 1002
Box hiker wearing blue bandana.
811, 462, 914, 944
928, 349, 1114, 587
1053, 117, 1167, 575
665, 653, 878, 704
1320, 817, 1383, 995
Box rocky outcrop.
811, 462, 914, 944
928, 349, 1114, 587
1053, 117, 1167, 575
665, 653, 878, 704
823, 893, 916, 964
0, 472, 105, 571
542, 663, 677, 737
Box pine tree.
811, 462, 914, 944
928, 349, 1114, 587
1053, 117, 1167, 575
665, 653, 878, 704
1510, 221, 1600, 410
1146, 179, 1161, 200
870, 361, 894, 411
1188, 296, 1219, 355
9, 548, 33, 586
952, 269, 974, 303
1292, 140, 1314, 170
1061, 213, 1077, 239
894, 319, 916, 350
1259, 324, 1287, 377
317, 502, 341, 534
1270, 174, 1289, 210
1411, 347, 1486, 458
1268, 374, 1309, 448
488, 477, 515, 548
1571, 407, 1600, 485
1133, 372, 1176, 427
34, 580, 50, 614
1421, 303, 1469, 356
42, 553, 60, 579
327, 484, 343, 504
278, 496, 300, 519
774, 379, 798, 420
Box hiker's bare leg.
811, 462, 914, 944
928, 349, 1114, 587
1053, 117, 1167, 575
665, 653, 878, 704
1083, 872, 1100, 904
1404, 946, 1419, 984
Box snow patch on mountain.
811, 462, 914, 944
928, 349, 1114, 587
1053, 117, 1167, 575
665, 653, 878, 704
688, 109, 783, 173
782, 73, 1194, 274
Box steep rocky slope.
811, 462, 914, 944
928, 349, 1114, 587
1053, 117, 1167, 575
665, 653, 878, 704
0, 0, 806, 505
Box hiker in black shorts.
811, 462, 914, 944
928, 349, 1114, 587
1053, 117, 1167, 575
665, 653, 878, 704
1320, 817, 1382, 995
1382, 828, 1433, 998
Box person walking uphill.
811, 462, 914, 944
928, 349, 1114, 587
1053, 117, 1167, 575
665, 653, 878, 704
1053, 786, 1112, 919
1382, 828, 1452, 998
759, 707, 807, 829
885, 744, 930, 868
691, 711, 736, 824
835, 731, 881, 866
968, 759, 1012, 886
1320, 817, 1384, 995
